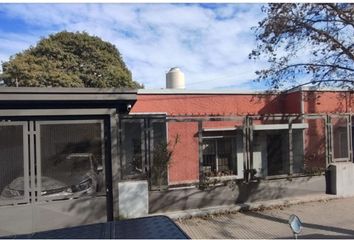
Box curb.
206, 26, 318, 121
150, 194, 343, 220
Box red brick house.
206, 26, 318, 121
130, 87, 352, 186
0, 82, 352, 235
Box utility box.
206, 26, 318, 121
328, 162, 354, 196
118, 180, 149, 219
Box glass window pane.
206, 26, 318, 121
253, 132, 266, 177
266, 130, 288, 176
253, 130, 288, 177
40, 122, 104, 199
202, 137, 237, 176
332, 118, 349, 159
150, 121, 168, 188
152, 121, 166, 147
121, 120, 144, 178
0, 125, 25, 204
203, 139, 216, 174
217, 138, 235, 175
292, 129, 304, 173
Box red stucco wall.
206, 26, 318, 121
167, 122, 199, 184
131, 90, 351, 184
132, 94, 286, 116
304, 119, 326, 170
131, 93, 287, 184
301, 91, 354, 170
283, 91, 302, 113
304, 91, 353, 113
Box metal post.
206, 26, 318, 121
215, 140, 219, 173
242, 117, 247, 181
249, 117, 254, 176
321, 116, 329, 168
145, 118, 151, 188
198, 121, 204, 187
244, 117, 249, 181
326, 115, 333, 165
328, 115, 333, 164
348, 115, 352, 162
104, 117, 114, 222
289, 117, 294, 175
143, 118, 149, 179
244, 116, 252, 182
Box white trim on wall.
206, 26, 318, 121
253, 123, 309, 131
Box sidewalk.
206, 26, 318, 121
156, 193, 340, 220
175, 195, 354, 239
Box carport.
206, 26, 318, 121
0, 87, 136, 236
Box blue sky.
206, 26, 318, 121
0, 3, 269, 90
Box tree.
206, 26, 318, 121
250, 3, 354, 89
1, 31, 142, 88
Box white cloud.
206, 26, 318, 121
0, 3, 267, 90
0, 31, 39, 62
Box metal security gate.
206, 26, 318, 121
0, 119, 109, 236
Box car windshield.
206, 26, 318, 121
57, 155, 92, 172
42, 154, 93, 184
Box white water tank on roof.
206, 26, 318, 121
166, 67, 185, 89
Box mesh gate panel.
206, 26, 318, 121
0, 125, 25, 205
39, 122, 104, 200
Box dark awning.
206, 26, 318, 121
0, 87, 137, 113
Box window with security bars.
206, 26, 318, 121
202, 137, 237, 177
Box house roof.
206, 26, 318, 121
139, 86, 354, 95
137, 89, 279, 95
0, 87, 137, 101
0, 87, 137, 112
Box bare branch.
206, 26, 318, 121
325, 4, 354, 29
251, 3, 354, 88
274, 63, 354, 75
299, 21, 354, 61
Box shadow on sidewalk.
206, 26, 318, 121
241, 210, 354, 238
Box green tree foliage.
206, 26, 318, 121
1, 31, 142, 88
250, 4, 354, 89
